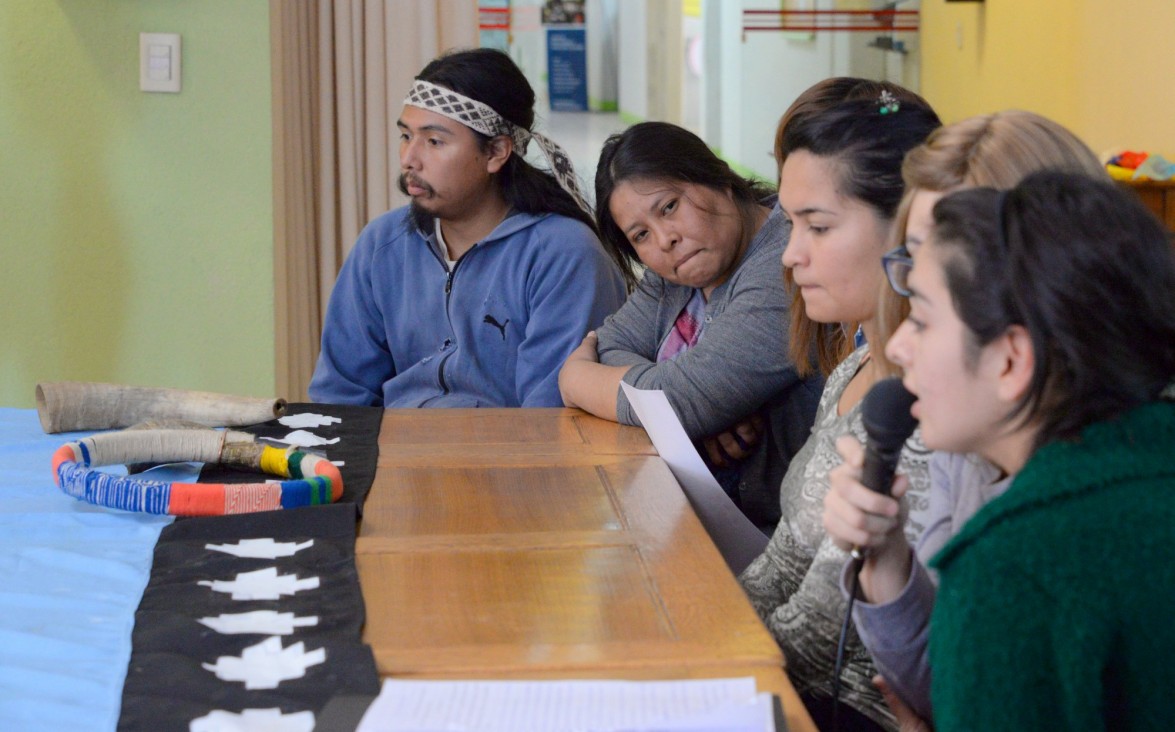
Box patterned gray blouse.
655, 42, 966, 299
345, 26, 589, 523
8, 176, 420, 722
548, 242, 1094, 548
739, 345, 932, 730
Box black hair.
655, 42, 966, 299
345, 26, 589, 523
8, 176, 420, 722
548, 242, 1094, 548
780, 97, 943, 221
403, 48, 598, 235
595, 121, 776, 290
773, 77, 932, 173
932, 170, 1175, 450
778, 95, 941, 376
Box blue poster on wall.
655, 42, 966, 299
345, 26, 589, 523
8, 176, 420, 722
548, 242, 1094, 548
546, 26, 588, 111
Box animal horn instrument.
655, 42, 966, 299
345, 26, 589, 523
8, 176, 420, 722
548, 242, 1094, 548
35, 381, 286, 433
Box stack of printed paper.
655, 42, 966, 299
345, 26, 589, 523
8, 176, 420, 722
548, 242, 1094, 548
356, 677, 777, 732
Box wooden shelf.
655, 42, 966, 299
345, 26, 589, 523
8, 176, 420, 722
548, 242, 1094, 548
1120, 179, 1175, 233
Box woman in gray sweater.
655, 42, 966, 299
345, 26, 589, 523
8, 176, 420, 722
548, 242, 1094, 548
558, 122, 822, 536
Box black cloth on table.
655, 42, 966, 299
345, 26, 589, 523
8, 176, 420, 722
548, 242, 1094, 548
118, 503, 380, 731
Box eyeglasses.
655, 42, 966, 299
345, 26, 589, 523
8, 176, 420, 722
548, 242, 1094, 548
882, 246, 913, 297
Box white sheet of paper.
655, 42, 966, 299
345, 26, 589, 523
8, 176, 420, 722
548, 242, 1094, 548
619, 382, 720, 491
355, 677, 773, 732
279, 413, 342, 429
619, 382, 769, 574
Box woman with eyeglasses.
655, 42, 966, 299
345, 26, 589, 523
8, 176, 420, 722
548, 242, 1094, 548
880, 171, 1175, 730
875, 110, 1106, 350
739, 92, 941, 732
820, 112, 1108, 725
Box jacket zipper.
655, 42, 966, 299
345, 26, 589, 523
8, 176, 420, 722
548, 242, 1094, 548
437, 253, 466, 395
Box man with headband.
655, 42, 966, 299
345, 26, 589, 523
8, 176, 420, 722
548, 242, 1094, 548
309, 48, 625, 408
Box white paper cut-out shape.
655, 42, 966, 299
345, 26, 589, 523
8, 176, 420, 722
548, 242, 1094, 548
203, 636, 326, 690
280, 429, 339, 447
198, 567, 320, 600
205, 538, 314, 559
278, 413, 342, 429
190, 707, 315, 732
198, 610, 319, 635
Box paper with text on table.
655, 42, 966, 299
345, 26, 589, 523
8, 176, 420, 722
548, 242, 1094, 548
356, 677, 775, 732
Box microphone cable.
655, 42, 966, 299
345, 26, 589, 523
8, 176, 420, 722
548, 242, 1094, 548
832, 554, 865, 732
830, 377, 918, 732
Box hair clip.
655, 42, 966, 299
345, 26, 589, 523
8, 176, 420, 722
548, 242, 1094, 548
878, 90, 900, 115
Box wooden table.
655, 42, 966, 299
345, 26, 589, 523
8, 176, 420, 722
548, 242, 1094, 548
356, 408, 816, 732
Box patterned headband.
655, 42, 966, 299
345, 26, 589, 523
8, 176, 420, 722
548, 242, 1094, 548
404, 79, 590, 213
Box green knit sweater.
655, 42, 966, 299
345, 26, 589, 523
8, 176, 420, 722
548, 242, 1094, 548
929, 400, 1175, 731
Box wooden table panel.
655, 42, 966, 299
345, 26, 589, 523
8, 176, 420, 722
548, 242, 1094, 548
359, 545, 673, 649
360, 464, 625, 537
358, 456, 782, 675
363, 455, 693, 542
378, 408, 658, 460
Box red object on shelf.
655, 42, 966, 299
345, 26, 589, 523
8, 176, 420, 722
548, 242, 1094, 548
743, 8, 919, 33
1114, 151, 1150, 170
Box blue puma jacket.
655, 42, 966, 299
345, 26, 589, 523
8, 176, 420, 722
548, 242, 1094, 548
309, 206, 626, 407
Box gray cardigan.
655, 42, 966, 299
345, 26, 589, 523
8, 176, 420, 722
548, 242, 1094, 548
595, 203, 823, 532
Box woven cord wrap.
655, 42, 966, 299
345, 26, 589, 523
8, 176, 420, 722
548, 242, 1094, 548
50, 429, 344, 516
404, 79, 591, 213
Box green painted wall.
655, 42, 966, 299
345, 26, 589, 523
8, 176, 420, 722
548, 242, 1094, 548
0, 0, 273, 409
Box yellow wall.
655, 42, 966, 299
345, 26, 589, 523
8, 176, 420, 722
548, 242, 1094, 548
921, 0, 1174, 156
1076, 1, 1175, 157
0, 0, 274, 409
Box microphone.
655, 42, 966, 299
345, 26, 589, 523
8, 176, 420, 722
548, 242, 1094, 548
852, 377, 918, 559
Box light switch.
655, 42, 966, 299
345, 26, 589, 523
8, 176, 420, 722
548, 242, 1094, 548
148, 45, 170, 81
140, 33, 181, 93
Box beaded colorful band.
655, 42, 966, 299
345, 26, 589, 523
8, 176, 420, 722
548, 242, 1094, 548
51, 429, 344, 516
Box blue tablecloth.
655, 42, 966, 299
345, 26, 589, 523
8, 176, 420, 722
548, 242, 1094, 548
0, 408, 177, 732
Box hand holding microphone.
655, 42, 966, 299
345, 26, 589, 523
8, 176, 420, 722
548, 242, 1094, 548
827, 379, 921, 702
860, 377, 919, 499
824, 378, 918, 569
